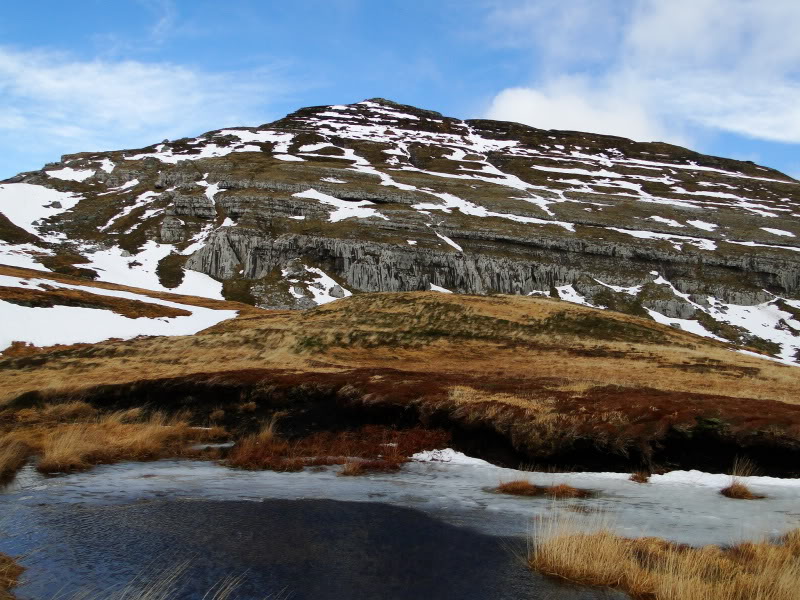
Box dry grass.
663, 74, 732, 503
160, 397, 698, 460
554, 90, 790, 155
58, 562, 263, 600
720, 480, 765, 500
529, 514, 800, 600
495, 479, 592, 498
0, 284, 192, 319
1, 290, 797, 409
338, 458, 403, 476
630, 471, 650, 484
497, 480, 541, 496
731, 456, 759, 478
0, 552, 23, 600
2, 290, 800, 474
546, 483, 591, 498
720, 457, 765, 499
0, 439, 31, 483
227, 423, 448, 473
0, 402, 227, 479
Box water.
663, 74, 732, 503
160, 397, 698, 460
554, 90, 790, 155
1, 454, 798, 599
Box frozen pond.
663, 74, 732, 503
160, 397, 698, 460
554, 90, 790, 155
1, 450, 798, 598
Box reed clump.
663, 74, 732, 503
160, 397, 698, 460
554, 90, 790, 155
529, 514, 800, 600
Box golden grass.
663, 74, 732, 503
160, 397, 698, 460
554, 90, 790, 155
1, 291, 799, 475
0, 402, 227, 479
0, 439, 30, 483
497, 480, 541, 496
547, 483, 591, 498
338, 458, 403, 476
1, 291, 797, 409
530, 514, 800, 600
0, 552, 23, 600
720, 480, 765, 500
495, 479, 592, 498
719, 457, 765, 499
630, 471, 650, 484
0, 284, 192, 319
59, 562, 253, 600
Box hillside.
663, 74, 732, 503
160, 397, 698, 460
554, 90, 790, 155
1, 99, 799, 364
2, 274, 799, 475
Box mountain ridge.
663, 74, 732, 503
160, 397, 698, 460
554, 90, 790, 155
1, 98, 799, 363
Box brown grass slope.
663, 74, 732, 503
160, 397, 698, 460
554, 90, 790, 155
1, 285, 799, 474
530, 515, 800, 600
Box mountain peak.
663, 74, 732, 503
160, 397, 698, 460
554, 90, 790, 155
0, 98, 799, 364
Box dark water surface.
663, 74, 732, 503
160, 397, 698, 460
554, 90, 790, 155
1, 497, 620, 600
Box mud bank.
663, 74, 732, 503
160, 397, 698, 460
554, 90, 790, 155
11, 370, 800, 477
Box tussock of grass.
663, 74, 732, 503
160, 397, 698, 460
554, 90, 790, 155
630, 470, 650, 483
497, 480, 541, 496
495, 479, 592, 498
720, 480, 764, 500
547, 483, 591, 498
529, 514, 800, 600
0, 552, 23, 600
227, 423, 449, 473
0, 439, 31, 483
719, 457, 765, 499
338, 458, 403, 476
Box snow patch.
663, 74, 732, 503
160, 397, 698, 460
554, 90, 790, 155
281, 264, 352, 305
292, 188, 387, 223
46, 167, 95, 182
0, 183, 82, 237
81, 241, 225, 300
687, 220, 718, 231
434, 231, 463, 252
0, 273, 237, 352
412, 448, 490, 466
761, 227, 795, 237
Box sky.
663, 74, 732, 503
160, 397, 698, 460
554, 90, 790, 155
1, 0, 799, 179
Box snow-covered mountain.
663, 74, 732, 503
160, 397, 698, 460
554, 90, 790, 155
1, 98, 799, 362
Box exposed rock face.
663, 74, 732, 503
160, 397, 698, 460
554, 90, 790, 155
1, 98, 800, 361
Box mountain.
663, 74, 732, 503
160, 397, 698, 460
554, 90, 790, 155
1, 98, 799, 363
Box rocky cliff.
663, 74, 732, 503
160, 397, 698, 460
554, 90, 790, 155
1, 98, 800, 362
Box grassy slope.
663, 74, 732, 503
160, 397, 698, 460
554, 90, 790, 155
1, 269, 799, 472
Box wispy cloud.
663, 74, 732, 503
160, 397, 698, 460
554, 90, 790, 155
483, 0, 800, 146
0, 46, 291, 175
140, 0, 179, 44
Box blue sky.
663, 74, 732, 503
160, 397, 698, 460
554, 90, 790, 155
1, 0, 799, 179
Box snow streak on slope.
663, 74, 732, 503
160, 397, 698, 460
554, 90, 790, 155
0, 184, 81, 238
81, 241, 226, 299
0, 273, 237, 351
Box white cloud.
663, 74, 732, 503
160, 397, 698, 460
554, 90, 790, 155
484, 0, 800, 145
0, 46, 286, 175
487, 75, 684, 144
